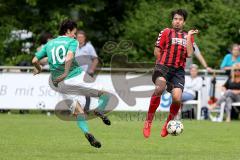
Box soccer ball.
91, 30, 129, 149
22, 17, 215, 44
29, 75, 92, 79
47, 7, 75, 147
167, 120, 184, 136
36, 101, 46, 110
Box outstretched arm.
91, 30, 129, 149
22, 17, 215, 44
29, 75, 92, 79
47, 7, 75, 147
33, 44, 47, 75
32, 57, 42, 75
195, 53, 213, 72
187, 30, 198, 57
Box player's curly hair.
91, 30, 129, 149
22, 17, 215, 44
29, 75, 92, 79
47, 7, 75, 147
59, 19, 77, 35
171, 9, 188, 21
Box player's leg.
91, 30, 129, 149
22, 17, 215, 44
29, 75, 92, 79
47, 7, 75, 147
161, 88, 183, 136
49, 75, 102, 148
73, 101, 101, 148
61, 71, 118, 125
83, 73, 94, 114
169, 89, 183, 121
161, 68, 184, 137
143, 77, 166, 138
84, 96, 91, 114
143, 65, 168, 138
78, 75, 117, 125
93, 90, 112, 125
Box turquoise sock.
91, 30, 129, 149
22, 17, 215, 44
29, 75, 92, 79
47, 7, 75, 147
77, 115, 89, 134
97, 94, 109, 111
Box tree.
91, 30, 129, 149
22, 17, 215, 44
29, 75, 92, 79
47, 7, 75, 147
120, 0, 240, 68
1, 0, 239, 68
0, 0, 101, 65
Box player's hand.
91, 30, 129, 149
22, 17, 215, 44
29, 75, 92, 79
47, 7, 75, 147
188, 29, 199, 35
52, 80, 59, 87
52, 78, 62, 87
87, 69, 95, 77
88, 72, 94, 77
52, 73, 67, 87
206, 67, 213, 73
33, 66, 42, 75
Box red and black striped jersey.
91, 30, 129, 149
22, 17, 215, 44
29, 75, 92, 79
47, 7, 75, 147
155, 28, 194, 68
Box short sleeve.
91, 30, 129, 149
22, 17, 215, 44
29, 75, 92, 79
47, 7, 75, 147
155, 28, 169, 49
68, 40, 79, 55
223, 79, 230, 89
35, 45, 47, 60
220, 54, 230, 69
88, 42, 98, 58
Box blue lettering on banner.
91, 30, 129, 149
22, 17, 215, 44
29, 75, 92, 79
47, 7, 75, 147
160, 91, 172, 108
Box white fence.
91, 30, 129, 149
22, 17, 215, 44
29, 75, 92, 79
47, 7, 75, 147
0, 66, 228, 112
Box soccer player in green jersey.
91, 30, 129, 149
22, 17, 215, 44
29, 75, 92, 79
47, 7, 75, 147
32, 19, 118, 148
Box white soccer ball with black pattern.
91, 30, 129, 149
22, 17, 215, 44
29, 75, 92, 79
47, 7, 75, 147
36, 101, 46, 110
167, 120, 184, 136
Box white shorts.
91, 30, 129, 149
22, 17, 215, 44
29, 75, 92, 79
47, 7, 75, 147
62, 71, 103, 95
51, 71, 104, 110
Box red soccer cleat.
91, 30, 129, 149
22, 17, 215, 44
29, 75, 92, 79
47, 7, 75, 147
143, 120, 152, 138
160, 122, 169, 137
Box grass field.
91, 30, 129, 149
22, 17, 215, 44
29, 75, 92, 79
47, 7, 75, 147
0, 113, 240, 160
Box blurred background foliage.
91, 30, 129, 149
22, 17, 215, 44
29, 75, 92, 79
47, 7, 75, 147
0, 0, 239, 68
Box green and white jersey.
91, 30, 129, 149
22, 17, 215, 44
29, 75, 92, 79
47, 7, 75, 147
35, 36, 82, 80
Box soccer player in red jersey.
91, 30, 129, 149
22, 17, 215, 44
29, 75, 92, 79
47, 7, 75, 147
143, 9, 198, 138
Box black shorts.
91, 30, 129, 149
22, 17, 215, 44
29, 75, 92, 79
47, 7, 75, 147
152, 64, 185, 92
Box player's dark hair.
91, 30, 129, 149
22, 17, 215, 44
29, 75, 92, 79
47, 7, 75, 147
76, 30, 89, 45
171, 9, 188, 21
59, 19, 77, 35
39, 32, 53, 45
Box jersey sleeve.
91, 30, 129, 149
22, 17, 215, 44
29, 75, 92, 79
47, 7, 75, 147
155, 28, 169, 49
68, 40, 78, 55
35, 45, 47, 60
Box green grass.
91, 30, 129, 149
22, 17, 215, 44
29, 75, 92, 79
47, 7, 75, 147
0, 113, 240, 160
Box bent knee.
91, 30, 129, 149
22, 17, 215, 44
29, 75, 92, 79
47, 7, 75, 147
172, 98, 182, 104
154, 86, 165, 96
